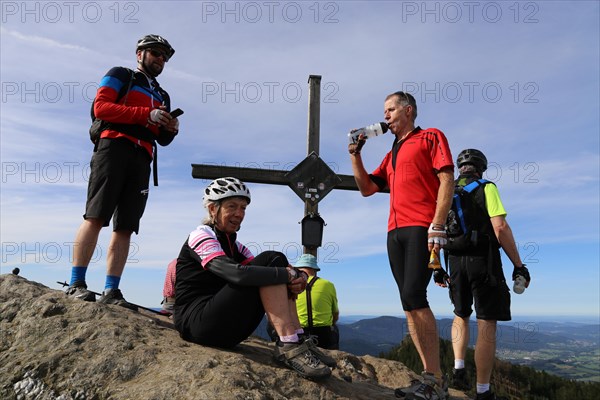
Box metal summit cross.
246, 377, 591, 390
191, 75, 363, 256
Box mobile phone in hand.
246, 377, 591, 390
170, 108, 184, 118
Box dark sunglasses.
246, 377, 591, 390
393, 91, 413, 107
148, 48, 169, 62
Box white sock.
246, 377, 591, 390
296, 328, 304, 335
454, 359, 465, 369
280, 334, 299, 343
477, 383, 490, 394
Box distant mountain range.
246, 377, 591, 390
254, 315, 599, 357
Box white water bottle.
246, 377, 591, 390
513, 275, 526, 294
348, 122, 389, 143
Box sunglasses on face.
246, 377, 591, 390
148, 48, 169, 62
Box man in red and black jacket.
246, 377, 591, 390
65, 34, 180, 309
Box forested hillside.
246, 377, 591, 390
382, 337, 600, 400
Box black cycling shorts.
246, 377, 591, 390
303, 325, 339, 350
448, 254, 511, 321
387, 226, 432, 311
84, 138, 151, 234
182, 251, 288, 349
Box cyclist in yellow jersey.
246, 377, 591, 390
437, 149, 531, 400
294, 254, 340, 350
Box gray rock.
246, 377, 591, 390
0, 274, 468, 399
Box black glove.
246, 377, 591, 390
512, 264, 530, 283
433, 268, 449, 286
348, 135, 366, 155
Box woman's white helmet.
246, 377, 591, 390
203, 177, 251, 208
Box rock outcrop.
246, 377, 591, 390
0, 274, 468, 399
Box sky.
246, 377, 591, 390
1, 1, 599, 322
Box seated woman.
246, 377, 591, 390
173, 177, 332, 380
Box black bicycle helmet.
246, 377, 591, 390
136, 34, 175, 59
457, 149, 488, 173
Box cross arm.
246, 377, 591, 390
191, 164, 388, 193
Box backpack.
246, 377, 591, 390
444, 177, 495, 251
89, 68, 135, 150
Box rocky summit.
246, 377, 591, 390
0, 274, 468, 400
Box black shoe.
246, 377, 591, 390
451, 368, 471, 390
475, 390, 507, 400
98, 288, 138, 311
65, 281, 96, 302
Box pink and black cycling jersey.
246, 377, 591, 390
174, 224, 288, 332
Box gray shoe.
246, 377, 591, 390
160, 296, 175, 315
98, 288, 138, 311
301, 335, 337, 368
65, 281, 96, 302
395, 377, 423, 398
408, 372, 448, 400
396, 372, 448, 399
273, 341, 331, 380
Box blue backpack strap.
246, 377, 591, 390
463, 178, 489, 193
454, 193, 467, 235
455, 179, 490, 235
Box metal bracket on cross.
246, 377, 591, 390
285, 151, 341, 204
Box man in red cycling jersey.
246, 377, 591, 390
65, 34, 180, 309
349, 91, 454, 400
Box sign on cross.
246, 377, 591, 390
191, 75, 376, 256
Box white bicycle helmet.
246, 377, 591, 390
203, 177, 251, 208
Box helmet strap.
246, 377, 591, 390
137, 49, 158, 78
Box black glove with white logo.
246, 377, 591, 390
433, 268, 449, 287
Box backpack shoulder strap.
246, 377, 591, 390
117, 68, 135, 105
452, 178, 490, 236
90, 68, 135, 121
463, 178, 489, 193
306, 276, 320, 330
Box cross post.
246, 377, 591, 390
191, 75, 385, 258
